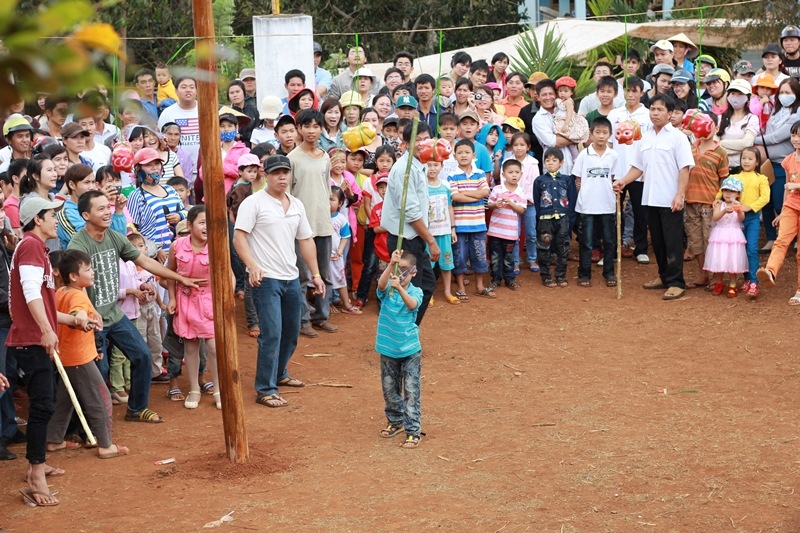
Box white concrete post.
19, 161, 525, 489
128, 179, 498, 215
252, 15, 315, 109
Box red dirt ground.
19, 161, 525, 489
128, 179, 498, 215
2, 255, 800, 532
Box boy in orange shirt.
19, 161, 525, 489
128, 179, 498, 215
47, 250, 129, 459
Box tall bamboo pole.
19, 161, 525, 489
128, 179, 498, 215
191, 0, 249, 463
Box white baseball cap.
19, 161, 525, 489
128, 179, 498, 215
649, 40, 674, 53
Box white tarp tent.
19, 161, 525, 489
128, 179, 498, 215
364, 18, 745, 81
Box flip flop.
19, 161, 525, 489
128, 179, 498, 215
444, 295, 461, 305
246, 326, 260, 338
454, 291, 469, 302
256, 394, 288, 408
47, 441, 81, 452
19, 488, 59, 507
685, 280, 708, 289
124, 408, 163, 424
278, 377, 305, 388
473, 288, 497, 299
99, 445, 130, 459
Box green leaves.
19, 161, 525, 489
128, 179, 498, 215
512, 24, 573, 81
1, 0, 123, 108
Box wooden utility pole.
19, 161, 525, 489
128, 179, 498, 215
191, 0, 250, 463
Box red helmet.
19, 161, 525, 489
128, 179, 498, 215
555, 76, 577, 89
133, 147, 164, 166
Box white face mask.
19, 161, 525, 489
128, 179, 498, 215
779, 93, 797, 107
727, 94, 749, 109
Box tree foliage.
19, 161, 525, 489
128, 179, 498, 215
674, 0, 799, 49
1, 0, 124, 107
231, 0, 522, 65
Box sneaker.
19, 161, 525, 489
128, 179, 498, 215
299, 323, 319, 338
352, 299, 365, 309
636, 254, 650, 264
151, 374, 169, 384
759, 240, 774, 254
621, 245, 634, 258
312, 320, 339, 333
747, 282, 759, 299
597, 258, 604, 267
756, 267, 776, 288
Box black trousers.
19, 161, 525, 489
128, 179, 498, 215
622, 181, 648, 255
646, 206, 685, 288
387, 234, 435, 326
537, 217, 570, 281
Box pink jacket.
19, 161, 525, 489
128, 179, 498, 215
749, 96, 774, 132
197, 141, 250, 196
331, 171, 361, 243
117, 259, 140, 320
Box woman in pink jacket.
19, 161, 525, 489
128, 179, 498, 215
195, 111, 251, 202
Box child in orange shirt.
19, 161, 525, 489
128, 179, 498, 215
46, 250, 129, 459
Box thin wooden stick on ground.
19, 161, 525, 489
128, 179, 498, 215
53, 349, 97, 446
616, 192, 622, 300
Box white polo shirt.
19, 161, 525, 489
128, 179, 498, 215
532, 107, 574, 174
607, 104, 651, 182
572, 144, 618, 215
234, 189, 313, 280
631, 123, 694, 209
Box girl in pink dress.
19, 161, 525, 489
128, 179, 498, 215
167, 205, 220, 409
705, 178, 749, 297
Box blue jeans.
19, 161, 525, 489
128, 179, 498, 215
763, 164, 786, 241
10, 346, 53, 464
453, 231, 489, 275
229, 220, 247, 294
380, 351, 421, 436
98, 316, 153, 415
252, 278, 303, 397
743, 211, 761, 283
0, 327, 17, 443
513, 205, 538, 267
578, 214, 616, 281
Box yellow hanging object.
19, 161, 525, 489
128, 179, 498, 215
342, 122, 377, 151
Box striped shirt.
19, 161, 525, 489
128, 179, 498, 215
487, 184, 525, 240
686, 141, 729, 205
375, 283, 423, 359
127, 184, 186, 251
159, 150, 182, 185
449, 168, 488, 232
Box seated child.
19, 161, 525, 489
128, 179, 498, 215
533, 148, 572, 287
450, 139, 492, 300
48, 250, 129, 459
426, 160, 458, 304
375, 249, 424, 449
487, 159, 526, 290
554, 76, 590, 159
